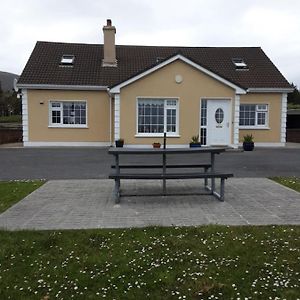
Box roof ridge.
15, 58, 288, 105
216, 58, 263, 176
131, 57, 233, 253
36, 41, 102, 46
36, 41, 262, 49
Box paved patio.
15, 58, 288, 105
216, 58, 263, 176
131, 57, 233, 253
0, 178, 299, 230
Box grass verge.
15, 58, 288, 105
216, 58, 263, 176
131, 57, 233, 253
0, 114, 22, 123
0, 180, 45, 213
271, 176, 300, 193
0, 226, 299, 299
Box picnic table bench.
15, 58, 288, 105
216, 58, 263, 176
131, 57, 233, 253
108, 147, 233, 203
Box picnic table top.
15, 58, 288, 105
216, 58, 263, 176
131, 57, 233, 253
108, 147, 226, 155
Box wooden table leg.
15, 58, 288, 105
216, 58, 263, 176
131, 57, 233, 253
162, 152, 166, 195
211, 152, 215, 194
115, 154, 121, 203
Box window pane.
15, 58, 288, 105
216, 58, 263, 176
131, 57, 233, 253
138, 99, 165, 133
239, 104, 255, 126
52, 111, 60, 124
50, 101, 86, 125
166, 108, 176, 132
51, 102, 61, 108
257, 112, 266, 125
215, 108, 224, 124
201, 100, 207, 126
200, 128, 207, 145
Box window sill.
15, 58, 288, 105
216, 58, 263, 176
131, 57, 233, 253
135, 134, 181, 138
48, 125, 88, 129
239, 126, 270, 130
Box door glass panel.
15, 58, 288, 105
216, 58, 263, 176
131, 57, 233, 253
215, 108, 224, 124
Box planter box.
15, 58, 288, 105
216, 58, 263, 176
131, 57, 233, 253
243, 141, 254, 151
189, 143, 201, 148
115, 140, 124, 148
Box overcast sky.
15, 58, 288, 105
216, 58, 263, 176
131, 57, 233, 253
1, 0, 299, 86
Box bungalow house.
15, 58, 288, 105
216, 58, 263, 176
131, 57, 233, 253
17, 19, 292, 148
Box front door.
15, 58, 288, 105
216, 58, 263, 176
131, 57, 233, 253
206, 100, 231, 146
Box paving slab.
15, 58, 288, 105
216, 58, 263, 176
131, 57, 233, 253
0, 178, 299, 230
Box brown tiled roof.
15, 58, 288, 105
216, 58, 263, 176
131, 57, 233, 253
18, 41, 291, 89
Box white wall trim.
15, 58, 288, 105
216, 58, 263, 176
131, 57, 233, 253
17, 84, 108, 91
110, 54, 246, 94
233, 95, 240, 145
238, 142, 285, 147
114, 94, 120, 140
281, 93, 287, 143
22, 89, 29, 142
247, 88, 293, 93
24, 141, 110, 147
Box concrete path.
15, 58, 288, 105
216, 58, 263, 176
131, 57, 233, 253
0, 178, 299, 230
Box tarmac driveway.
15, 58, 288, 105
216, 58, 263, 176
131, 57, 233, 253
0, 146, 299, 180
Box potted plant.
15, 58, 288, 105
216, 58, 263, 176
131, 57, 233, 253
189, 135, 201, 148
115, 138, 124, 148
243, 134, 254, 151
152, 142, 161, 148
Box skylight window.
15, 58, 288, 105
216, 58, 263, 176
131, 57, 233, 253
60, 55, 75, 65
232, 58, 248, 70
156, 57, 165, 63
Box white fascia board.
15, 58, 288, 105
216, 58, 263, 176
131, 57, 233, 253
247, 88, 294, 93
17, 84, 108, 91
109, 54, 246, 94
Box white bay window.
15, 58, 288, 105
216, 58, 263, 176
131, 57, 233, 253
49, 101, 87, 127
137, 98, 178, 136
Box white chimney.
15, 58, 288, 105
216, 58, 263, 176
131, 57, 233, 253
102, 19, 117, 67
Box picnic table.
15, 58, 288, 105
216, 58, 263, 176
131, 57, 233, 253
108, 147, 233, 203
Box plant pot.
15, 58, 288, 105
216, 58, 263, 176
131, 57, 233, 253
152, 143, 161, 148
189, 143, 201, 148
243, 141, 254, 151
115, 140, 124, 148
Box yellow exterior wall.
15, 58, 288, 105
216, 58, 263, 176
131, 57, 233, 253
27, 90, 110, 142
239, 93, 282, 142
120, 60, 235, 145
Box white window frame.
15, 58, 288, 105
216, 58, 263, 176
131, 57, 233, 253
239, 103, 269, 129
60, 55, 75, 65
232, 58, 248, 70
135, 97, 179, 137
49, 100, 88, 128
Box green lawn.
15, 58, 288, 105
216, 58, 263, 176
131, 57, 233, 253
0, 226, 299, 299
0, 180, 44, 213
272, 177, 300, 193
0, 114, 22, 123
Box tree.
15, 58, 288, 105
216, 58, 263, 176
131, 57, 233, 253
288, 83, 300, 105
0, 82, 6, 116
0, 81, 21, 116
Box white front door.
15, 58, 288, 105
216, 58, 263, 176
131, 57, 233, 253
206, 100, 231, 146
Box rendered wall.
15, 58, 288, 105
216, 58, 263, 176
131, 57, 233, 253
119, 60, 235, 145
239, 93, 282, 143
27, 90, 110, 142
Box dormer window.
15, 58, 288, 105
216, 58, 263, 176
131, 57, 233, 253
60, 55, 75, 65
232, 58, 248, 70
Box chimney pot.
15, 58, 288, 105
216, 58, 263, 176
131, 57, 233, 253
107, 19, 112, 26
